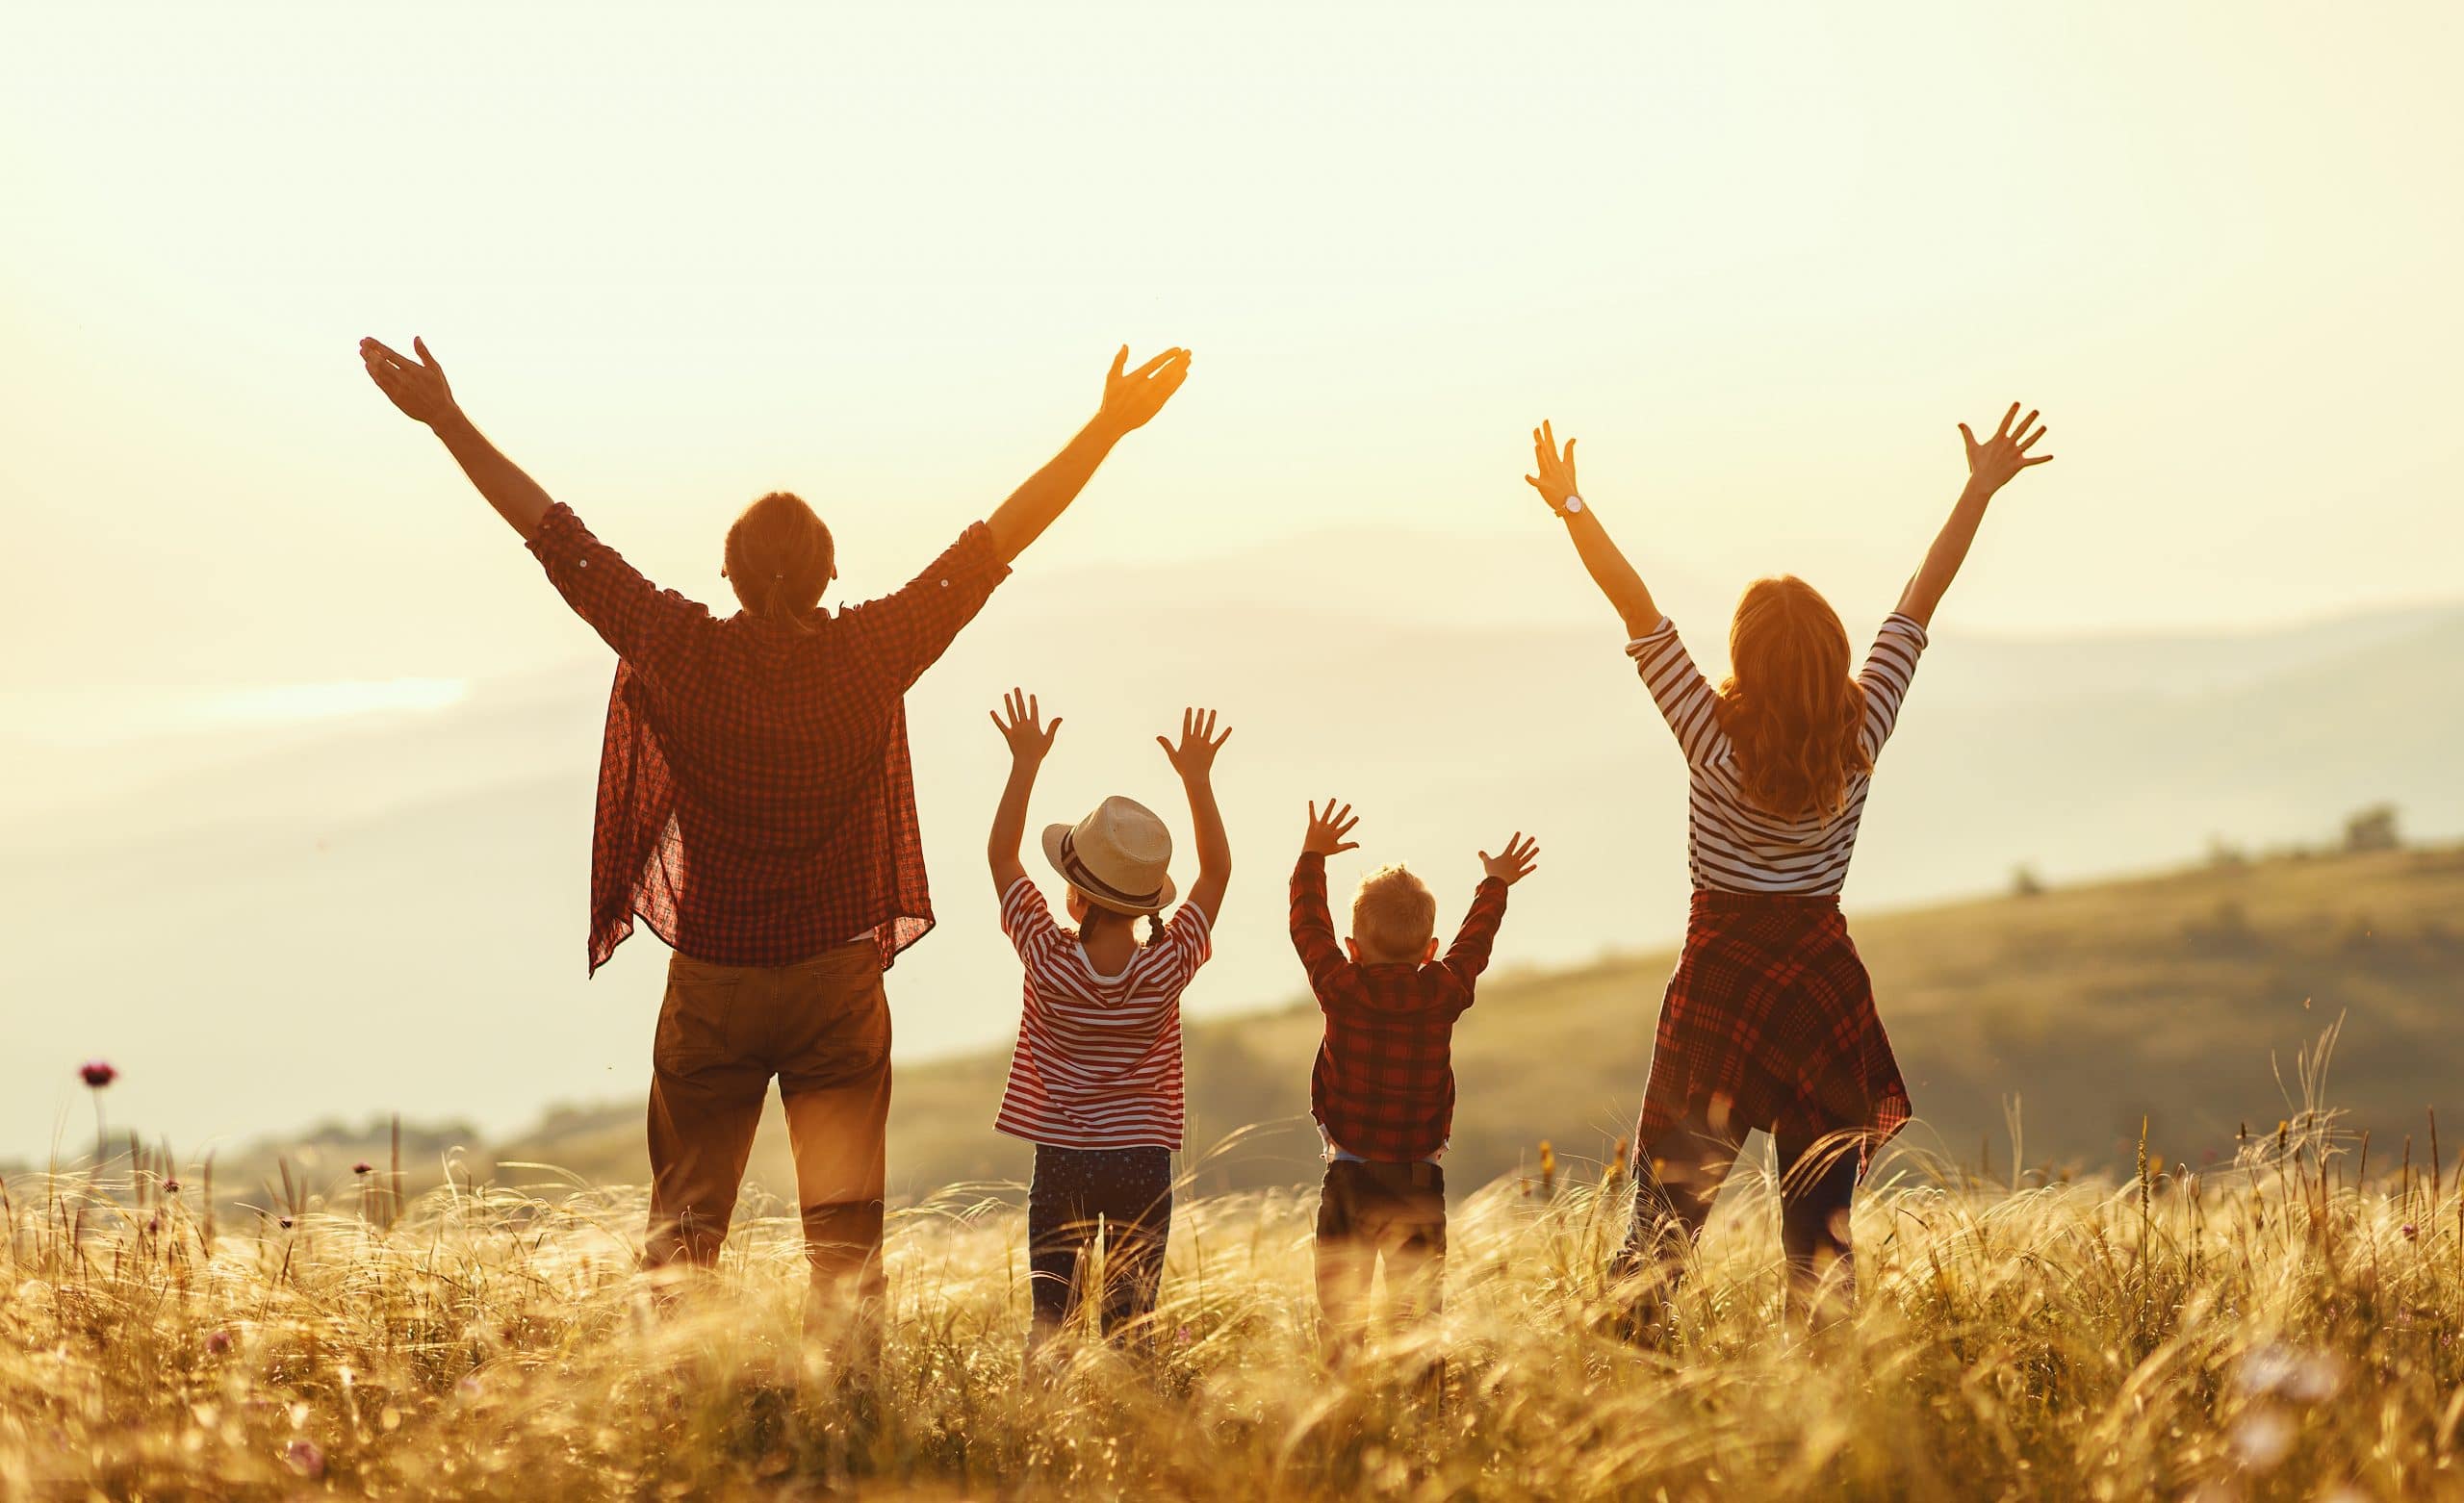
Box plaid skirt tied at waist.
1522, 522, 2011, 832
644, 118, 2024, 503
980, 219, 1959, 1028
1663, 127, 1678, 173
1636, 890, 1911, 1169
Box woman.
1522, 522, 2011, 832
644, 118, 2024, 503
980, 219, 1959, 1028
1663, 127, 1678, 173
358, 335, 1192, 1337
1518, 405, 2052, 1323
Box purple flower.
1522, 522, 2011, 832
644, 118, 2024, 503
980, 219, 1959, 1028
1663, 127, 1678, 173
206, 1330, 233, 1356
2403, 1223, 2420, 1241
353, 1162, 373, 1176
284, 1439, 324, 1478
163, 1179, 181, 1193
78, 1060, 117, 1089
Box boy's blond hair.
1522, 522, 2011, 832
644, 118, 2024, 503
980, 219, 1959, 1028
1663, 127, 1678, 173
1350, 863, 1438, 962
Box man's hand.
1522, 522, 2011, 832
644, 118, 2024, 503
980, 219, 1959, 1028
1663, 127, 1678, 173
1479, 832, 1540, 886
1524, 420, 1579, 517
1302, 799, 1361, 858
1095, 345, 1193, 437
360, 337, 461, 428
1156, 706, 1232, 782
1959, 403, 2054, 497
989, 687, 1062, 765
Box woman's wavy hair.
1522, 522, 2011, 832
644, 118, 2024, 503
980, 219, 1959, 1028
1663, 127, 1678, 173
1716, 575, 1871, 819
724, 491, 834, 627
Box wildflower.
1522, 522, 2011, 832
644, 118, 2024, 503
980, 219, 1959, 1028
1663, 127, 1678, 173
146, 1215, 161, 1235
353, 1161, 373, 1176
163, 1179, 181, 1193
279, 1218, 295, 1230
284, 1439, 325, 1479
78, 1060, 116, 1089
206, 1330, 233, 1356
2402, 1223, 2420, 1241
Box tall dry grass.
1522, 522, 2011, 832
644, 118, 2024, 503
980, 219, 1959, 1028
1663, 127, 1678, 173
6, 1092, 2464, 1500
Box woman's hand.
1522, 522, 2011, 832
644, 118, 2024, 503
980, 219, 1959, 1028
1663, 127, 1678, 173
989, 688, 1062, 765
1479, 832, 1541, 886
1095, 345, 1193, 436
360, 337, 461, 428
1525, 420, 1580, 517
1960, 403, 2054, 496
1156, 706, 1232, 782
1301, 799, 1361, 858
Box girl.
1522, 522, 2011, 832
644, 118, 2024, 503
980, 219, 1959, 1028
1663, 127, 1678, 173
987, 691, 1234, 1346
1520, 405, 2053, 1320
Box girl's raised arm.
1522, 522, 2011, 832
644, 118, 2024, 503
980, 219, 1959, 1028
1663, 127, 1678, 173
1156, 707, 1234, 921
1525, 421, 1662, 638
1894, 403, 2054, 629
360, 337, 558, 542
988, 688, 1061, 896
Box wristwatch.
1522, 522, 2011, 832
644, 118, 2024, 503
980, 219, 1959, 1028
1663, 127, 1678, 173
1560, 494, 1585, 517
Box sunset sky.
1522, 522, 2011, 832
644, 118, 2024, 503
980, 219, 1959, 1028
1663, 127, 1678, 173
5, 3, 2462, 1159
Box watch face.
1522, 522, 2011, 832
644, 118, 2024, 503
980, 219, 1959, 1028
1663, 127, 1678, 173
1563, 496, 1584, 515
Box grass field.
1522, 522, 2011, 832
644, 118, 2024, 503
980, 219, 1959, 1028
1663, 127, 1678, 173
8, 1060, 2464, 1500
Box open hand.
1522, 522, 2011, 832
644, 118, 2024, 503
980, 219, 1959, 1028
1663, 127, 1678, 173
1302, 799, 1361, 858
1479, 832, 1540, 886
360, 337, 459, 427
1096, 345, 1193, 436
1524, 420, 1580, 517
1960, 403, 2053, 496
989, 688, 1062, 763
1156, 706, 1232, 781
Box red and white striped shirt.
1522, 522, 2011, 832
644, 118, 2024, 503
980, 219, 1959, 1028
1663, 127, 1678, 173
992, 878, 1213, 1150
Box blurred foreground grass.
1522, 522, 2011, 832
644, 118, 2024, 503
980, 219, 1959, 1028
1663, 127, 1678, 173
9, 1092, 2464, 1502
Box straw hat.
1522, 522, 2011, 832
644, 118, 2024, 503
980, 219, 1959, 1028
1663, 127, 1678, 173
1041, 796, 1176, 916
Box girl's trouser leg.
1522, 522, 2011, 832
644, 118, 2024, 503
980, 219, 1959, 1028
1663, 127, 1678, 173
1026, 1147, 1091, 1346
1097, 1149, 1174, 1338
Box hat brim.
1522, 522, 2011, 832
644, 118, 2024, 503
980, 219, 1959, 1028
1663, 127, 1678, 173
1041, 822, 1176, 916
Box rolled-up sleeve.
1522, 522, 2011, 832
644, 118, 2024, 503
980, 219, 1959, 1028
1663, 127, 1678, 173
837, 522, 1013, 693
526, 503, 711, 685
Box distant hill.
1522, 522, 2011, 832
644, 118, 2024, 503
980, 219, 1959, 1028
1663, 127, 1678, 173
117, 841, 2464, 1220
6, 561, 2461, 1166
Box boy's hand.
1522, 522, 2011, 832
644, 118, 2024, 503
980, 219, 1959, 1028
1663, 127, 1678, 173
360, 337, 461, 428
1095, 345, 1193, 437
1524, 419, 1579, 517
989, 687, 1062, 764
1479, 832, 1540, 886
1959, 402, 2053, 497
1156, 705, 1232, 781
1302, 799, 1361, 858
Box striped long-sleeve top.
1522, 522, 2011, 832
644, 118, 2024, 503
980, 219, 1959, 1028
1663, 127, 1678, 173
991, 878, 1212, 1150
1626, 613, 1929, 895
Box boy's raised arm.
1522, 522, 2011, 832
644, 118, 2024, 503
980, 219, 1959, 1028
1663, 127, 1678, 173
1290, 800, 1361, 1000
986, 346, 1193, 565
1156, 707, 1234, 920
1893, 402, 2053, 629
988, 688, 1060, 897
1524, 422, 1661, 638
1445, 832, 1538, 982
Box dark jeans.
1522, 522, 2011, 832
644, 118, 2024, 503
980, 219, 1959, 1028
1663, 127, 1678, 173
1613, 1114, 1860, 1317
1027, 1144, 1173, 1343
1315, 1159, 1448, 1337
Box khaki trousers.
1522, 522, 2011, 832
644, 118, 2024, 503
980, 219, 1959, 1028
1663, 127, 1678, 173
645, 940, 891, 1321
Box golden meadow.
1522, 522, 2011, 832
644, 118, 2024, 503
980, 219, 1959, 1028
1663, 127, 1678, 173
7, 1040, 2463, 1502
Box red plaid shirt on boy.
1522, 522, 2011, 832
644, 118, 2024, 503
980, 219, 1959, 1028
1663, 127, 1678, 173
1290, 851, 1512, 1162
526, 503, 1009, 974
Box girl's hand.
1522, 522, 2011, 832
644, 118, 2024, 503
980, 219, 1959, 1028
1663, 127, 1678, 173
1302, 799, 1361, 858
360, 337, 460, 427
989, 688, 1062, 763
1095, 345, 1194, 436
1524, 420, 1580, 517
1156, 706, 1232, 781
1479, 832, 1541, 886
1960, 403, 2054, 496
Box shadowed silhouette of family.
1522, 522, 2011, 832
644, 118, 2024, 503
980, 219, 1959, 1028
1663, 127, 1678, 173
361, 337, 2051, 1354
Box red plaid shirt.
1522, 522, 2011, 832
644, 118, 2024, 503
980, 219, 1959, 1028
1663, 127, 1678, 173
1637, 891, 1911, 1166
1291, 851, 1511, 1162
526, 503, 1009, 973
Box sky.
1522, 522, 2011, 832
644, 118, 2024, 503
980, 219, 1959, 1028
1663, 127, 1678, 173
4, 2, 2462, 1157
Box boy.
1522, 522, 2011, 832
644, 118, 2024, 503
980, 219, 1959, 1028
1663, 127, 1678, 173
1290, 799, 1539, 1338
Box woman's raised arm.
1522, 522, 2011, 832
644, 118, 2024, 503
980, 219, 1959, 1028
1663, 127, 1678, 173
1525, 421, 1662, 639
1893, 402, 2054, 629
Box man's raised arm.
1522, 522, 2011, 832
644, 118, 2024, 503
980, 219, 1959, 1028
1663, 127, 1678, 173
986, 345, 1192, 564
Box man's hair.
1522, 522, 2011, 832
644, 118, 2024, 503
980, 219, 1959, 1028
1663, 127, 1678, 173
1350, 863, 1438, 963
725, 491, 834, 624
